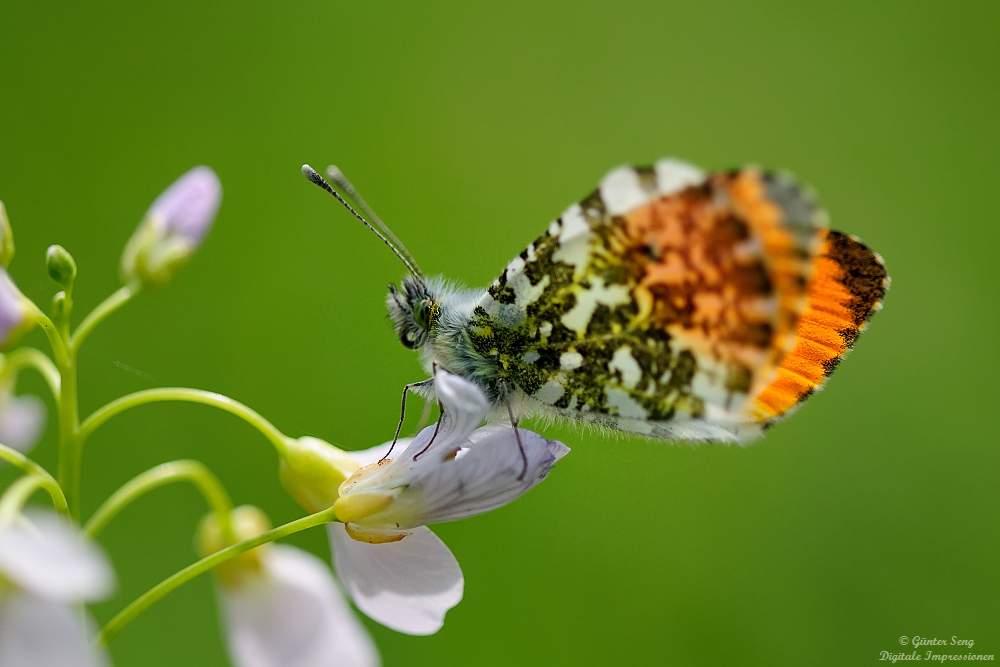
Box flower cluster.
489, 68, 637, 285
0, 168, 570, 666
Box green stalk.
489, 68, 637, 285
29, 307, 82, 517
70, 285, 137, 352
0, 442, 68, 514
47, 284, 140, 519
58, 281, 74, 341
2, 347, 61, 402
98, 506, 338, 645
85, 460, 234, 540
0, 475, 57, 524
56, 347, 80, 518
30, 308, 69, 368
79, 388, 289, 456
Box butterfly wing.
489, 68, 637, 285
746, 229, 888, 423
468, 160, 886, 442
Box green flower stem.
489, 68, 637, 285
28, 306, 83, 518
30, 308, 69, 368
57, 283, 74, 341
56, 346, 80, 519
98, 505, 338, 646
85, 460, 234, 540
50, 284, 138, 518
2, 346, 61, 402
0, 442, 68, 514
70, 285, 138, 352
79, 388, 289, 456
0, 475, 54, 524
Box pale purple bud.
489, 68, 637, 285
147, 166, 221, 244
0, 271, 31, 350
0, 201, 15, 268
121, 166, 223, 287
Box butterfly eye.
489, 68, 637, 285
412, 300, 432, 330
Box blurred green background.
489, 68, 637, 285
2, 1, 998, 664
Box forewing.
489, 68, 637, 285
470, 160, 829, 441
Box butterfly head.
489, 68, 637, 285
387, 277, 438, 351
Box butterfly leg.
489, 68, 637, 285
381, 378, 434, 462
412, 399, 444, 461
506, 402, 528, 482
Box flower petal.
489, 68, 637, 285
329, 523, 462, 635
148, 166, 221, 244
0, 393, 45, 454
0, 271, 30, 349
406, 370, 488, 459
376, 425, 569, 527
345, 439, 412, 468
220, 545, 379, 667
338, 372, 490, 501
468, 422, 571, 465
0, 511, 114, 603
0, 593, 109, 667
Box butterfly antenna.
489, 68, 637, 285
326, 165, 423, 277
301, 164, 423, 277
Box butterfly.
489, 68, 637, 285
304, 159, 888, 445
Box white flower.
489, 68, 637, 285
219, 545, 379, 667
0, 270, 33, 350
200, 506, 379, 667
120, 166, 222, 287
0, 510, 115, 667
0, 387, 45, 454
334, 369, 570, 533
323, 369, 569, 635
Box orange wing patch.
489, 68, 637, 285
620, 169, 819, 407
747, 230, 888, 422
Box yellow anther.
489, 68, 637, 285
344, 522, 410, 544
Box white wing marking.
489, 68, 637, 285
654, 159, 704, 196
599, 166, 648, 216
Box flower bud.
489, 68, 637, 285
45, 245, 77, 288
0, 270, 34, 350
121, 166, 222, 287
51, 291, 69, 321
279, 436, 362, 514
196, 505, 271, 586
0, 201, 14, 268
